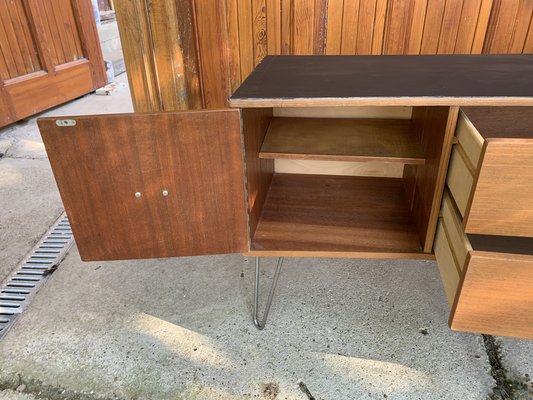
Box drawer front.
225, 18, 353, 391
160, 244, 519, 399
446, 110, 481, 218
451, 251, 533, 339
434, 192, 471, 305
434, 221, 461, 305
435, 190, 533, 339
455, 110, 484, 169
441, 192, 471, 269
446, 147, 475, 218
464, 140, 533, 237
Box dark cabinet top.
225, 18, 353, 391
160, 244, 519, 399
230, 55, 533, 107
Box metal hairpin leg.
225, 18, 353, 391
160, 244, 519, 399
253, 256, 284, 330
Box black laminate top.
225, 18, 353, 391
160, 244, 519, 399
230, 55, 533, 107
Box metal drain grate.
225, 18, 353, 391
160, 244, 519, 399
0, 212, 74, 339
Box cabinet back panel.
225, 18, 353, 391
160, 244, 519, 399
273, 106, 412, 119
271, 106, 412, 177
275, 160, 404, 178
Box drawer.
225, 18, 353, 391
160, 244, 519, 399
446, 109, 533, 237
446, 145, 475, 218
434, 191, 533, 339
454, 109, 484, 170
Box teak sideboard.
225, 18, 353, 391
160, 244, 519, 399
38, 55, 533, 339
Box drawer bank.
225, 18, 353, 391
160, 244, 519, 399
38, 55, 533, 338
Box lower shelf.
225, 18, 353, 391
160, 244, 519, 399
250, 173, 426, 258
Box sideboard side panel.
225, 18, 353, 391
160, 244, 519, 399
242, 108, 274, 238
405, 106, 459, 252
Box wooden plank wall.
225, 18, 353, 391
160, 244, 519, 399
0, 0, 106, 127
116, 0, 533, 112
0, 0, 87, 82
0, 0, 42, 80
483, 0, 533, 53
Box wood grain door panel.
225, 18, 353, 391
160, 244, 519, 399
38, 109, 249, 261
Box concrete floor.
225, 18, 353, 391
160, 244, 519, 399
0, 73, 531, 400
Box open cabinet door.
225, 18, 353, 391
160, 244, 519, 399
38, 110, 249, 261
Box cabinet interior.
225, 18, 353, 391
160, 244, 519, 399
243, 106, 455, 258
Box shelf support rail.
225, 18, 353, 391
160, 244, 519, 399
253, 256, 284, 330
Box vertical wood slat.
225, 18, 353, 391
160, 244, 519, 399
10, 0, 41, 74
146, 0, 198, 110
266, 0, 282, 54
524, 16, 533, 53
0, 1, 27, 78
325, 0, 344, 54
509, 0, 533, 53
483, 0, 533, 54
383, 0, 415, 54
372, 0, 388, 54
340, 0, 360, 54
292, 0, 314, 54
10, 0, 32, 74
280, 0, 292, 54
50, 0, 74, 62
54, 0, 85, 61
28, 0, 59, 70
332, 0, 390, 55
114, 0, 160, 112
420, 0, 446, 54
174, 0, 203, 109
0, 47, 11, 80
483, 0, 519, 53
0, 10, 19, 78
436, 0, 464, 54
356, 0, 377, 54
70, 0, 106, 85
193, 0, 232, 108
471, 0, 493, 53
24, 0, 55, 73
252, 0, 267, 64
454, 0, 483, 53
237, 0, 254, 79
313, 0, 327, 54
407, 0, 428, 53
19, 1, 42, 70
54, 0, 84, 61
42, 0, 66, 65
227, 0, 241, 92
69, 2, 86, 58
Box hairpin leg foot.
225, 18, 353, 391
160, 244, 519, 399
253, 256, 284, 330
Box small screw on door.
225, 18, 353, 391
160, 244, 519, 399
135, 192, 142, 198
162, 190, 169, 197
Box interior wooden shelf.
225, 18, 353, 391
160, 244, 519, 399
250, 173, 425, 257
259, 117, 426, 164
